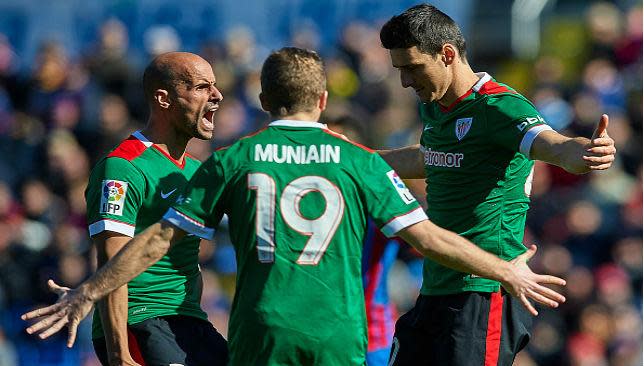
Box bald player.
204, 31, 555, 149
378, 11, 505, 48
83, 52, 227, 366
24, 48, 566, 366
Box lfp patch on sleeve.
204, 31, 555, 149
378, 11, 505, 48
386, 170, 416, 204
100, 180, 128, 216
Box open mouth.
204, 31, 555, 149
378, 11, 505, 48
201, 106, 218, 131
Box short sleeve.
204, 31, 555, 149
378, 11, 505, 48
85, 157, 145, 237
163, 153, 227, 240
486, 95, 553, 157
357, 153, 428, 237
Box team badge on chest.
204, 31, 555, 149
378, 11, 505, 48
455, 117, 473, 141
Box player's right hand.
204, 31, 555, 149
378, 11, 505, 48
504, 245, 566, 316
47, 279, 71, 300
21, 279, 95, 348
106, 344, 143, 366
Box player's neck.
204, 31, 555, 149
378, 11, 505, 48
272, 110, 321, 123
438, 64, 479, 108
141, 118, 189, 162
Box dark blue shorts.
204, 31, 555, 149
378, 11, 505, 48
389, 291, 532, 366
93, 315, 228, 366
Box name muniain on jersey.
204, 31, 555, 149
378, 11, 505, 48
254, 143, 340, 164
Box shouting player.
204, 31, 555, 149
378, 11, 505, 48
85, 52, 227, 366
23, 48, 566, 365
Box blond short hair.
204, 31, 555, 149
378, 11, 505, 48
260, 47, 326, 117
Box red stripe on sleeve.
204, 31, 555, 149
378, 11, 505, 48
108, 136, 148, 161
478, 81, 516, 96
484, 291, 504, 366
322, 129, 375, 152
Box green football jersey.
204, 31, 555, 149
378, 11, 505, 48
85, 131, 207, 339
419, 73, 553, 295
163, 120, 427, 365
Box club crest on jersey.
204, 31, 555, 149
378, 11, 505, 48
386, 170, 416, 204
455, 117, 473, 141
100, 180, 128, 216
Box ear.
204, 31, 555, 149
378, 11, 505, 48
154, 89, 170, 109
442, 44, 457, 66
318, 90, 328, 112
259, 92, 270, 112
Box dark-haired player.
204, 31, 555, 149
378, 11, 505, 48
379, 4, 615, 365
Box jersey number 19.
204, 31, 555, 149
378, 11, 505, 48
248, 173, 345, 265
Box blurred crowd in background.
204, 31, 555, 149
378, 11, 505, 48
0, 1, 641, 365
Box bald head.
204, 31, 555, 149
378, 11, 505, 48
142, 52, 211, 103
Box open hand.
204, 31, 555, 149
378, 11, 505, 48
21, 280, 94, 348
503, 245, 566, 316
47, 279, 71, 300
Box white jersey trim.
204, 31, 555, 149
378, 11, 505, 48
269, 120, 328, 129
520, 124, 554, 158
163, 208, 214, 240
472, 72, 492, 92
88, 219, 135, 237
381, 207, 428, 237
132, 131, 153, 147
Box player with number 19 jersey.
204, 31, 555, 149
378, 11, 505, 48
163, 120, 428, 365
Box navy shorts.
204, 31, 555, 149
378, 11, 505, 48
93, 315, 228, 366
389, 291, 532, 366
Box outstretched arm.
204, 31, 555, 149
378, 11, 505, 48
530, 114, 616, 174
93, 232, 141, 366
22, 221, 185, 347
397, 220, 566, 316
378, 144, 425, 179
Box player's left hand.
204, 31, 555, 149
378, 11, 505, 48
504, 245, 566, 316
583, 114, 616, 170
21, 280, 95, 348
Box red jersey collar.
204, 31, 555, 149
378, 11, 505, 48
438, 72, 492, 112
132, 130, 187, 169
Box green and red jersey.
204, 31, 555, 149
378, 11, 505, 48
85, 131, 207, 339
163, 120, 427, 365
419, 72, 553, 295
